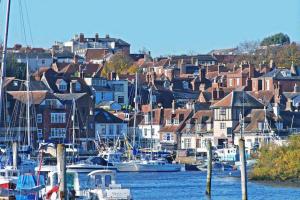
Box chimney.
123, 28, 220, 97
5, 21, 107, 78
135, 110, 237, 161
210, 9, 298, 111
249, 63, 255, 78
95, 33, 99, 41
79, 33, 84, 43
110, 72, 117, 80
217, 64, 221, 74
274, 81, 282, 104
172, 100, 175, 114
106, 34, 110, 38
199, 67, 206, 81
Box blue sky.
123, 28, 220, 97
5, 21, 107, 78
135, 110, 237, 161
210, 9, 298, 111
1, 0, 300, 56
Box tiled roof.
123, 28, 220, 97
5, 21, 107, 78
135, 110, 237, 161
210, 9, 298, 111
7, 91, 58, 105
54, 93, 87, 101
211, 91, 264, 108
85, 48, 109, 61
95, 108, 124, 124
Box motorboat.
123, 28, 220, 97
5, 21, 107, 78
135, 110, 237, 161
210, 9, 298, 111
43, 169, 132, 200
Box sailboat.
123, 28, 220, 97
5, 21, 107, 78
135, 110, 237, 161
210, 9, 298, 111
0, 0, 39, 195
113, 78, 183, 172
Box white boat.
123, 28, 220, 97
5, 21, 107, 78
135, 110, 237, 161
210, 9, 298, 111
115, 159, 183, 172
0, 167, 19, 189
43, 169, 132, 200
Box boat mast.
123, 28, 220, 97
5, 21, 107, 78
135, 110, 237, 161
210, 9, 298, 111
132, 72, 138, 158
26, 60, 31, 158
0, 0, 11, 124
72, 98, 76, 160
149, 86, 153, 160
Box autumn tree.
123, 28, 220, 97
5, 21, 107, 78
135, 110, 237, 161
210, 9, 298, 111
102, 53, 138, 77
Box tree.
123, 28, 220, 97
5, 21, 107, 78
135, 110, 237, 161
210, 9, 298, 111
102, 53, 135, 77
237, 40, 260, 54
260, 33, 290, 46
4, 55, 26, 80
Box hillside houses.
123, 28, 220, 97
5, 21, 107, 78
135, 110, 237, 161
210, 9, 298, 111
1, 35, 300, 155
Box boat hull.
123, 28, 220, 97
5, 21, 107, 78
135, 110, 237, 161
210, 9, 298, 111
115, 162, 182, 172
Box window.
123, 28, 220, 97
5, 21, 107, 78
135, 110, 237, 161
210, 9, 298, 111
41, 59, 45, 64
59, 84, 67, 91
220, 108, 226, 116
75, 82, 81, 91
144, 128, 148, 137
37, 129, 43, 139
173, 119, 179, 125
50, 113, 66, 123
163, 133, 173, 141
50, 128, 66, 138
258, 122, 263, 130
184, 139, 191, 149
266, 80, 270, 91
236, 78, 240, 86
220, 122, 226, 129
166, 119, 172, 125
37, 114, 43, 123
229, 79, 233, 87
182, 81, 189, 89
118, 96, 124, 104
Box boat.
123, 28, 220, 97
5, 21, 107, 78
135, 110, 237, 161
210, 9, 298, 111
43, 169, 132, 200
105, 85, 183, 172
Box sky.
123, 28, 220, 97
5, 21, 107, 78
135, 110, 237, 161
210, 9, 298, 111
0, 0, 299, 56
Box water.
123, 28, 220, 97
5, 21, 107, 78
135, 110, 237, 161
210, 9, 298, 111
117, 171, 300, 200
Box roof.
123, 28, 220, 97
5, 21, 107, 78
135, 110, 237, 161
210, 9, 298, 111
258, 69, 300, 80
211, 91, 264, 108
54, 93, 86, 101
94, 108, 124, 124
85, 48, 109, 61
234, 109, 280, 132
7, 91, 58, 105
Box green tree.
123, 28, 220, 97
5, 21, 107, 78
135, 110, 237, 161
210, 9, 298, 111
3, 55, 26, 80
260, 33, 290, 46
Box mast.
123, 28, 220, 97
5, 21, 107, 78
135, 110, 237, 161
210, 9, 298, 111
132, 72, 138, 157
72, 98, 76, 160
149, 86, 153, 160
0, 0, 11, 124
26, 59, 31, 158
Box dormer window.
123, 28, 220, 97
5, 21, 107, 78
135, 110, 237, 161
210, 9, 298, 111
182, 81, 189, 90
56, 79, 67, 92
59, 84, 67, 91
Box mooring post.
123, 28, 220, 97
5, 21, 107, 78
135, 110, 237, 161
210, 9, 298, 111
12, 142, 18, 169
57, 144, 67, 200
205, 140, 212, 196
239, 138, 248, 200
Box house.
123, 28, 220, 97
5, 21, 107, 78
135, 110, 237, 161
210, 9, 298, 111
233, 109, 282, 149
159, 102, 193, 151
210, 90, 264, 147
252, 67, 300, 92
138, 108, 164, 150
61, 33, 130, 57
180, 110, 213, 153
6, 52, 53, 71
94, 108, 128, 147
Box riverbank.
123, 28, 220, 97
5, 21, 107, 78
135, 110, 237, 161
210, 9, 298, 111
250, 135, 300, 182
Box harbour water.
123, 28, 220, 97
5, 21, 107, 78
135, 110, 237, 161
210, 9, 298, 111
117, 171, 300, 200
